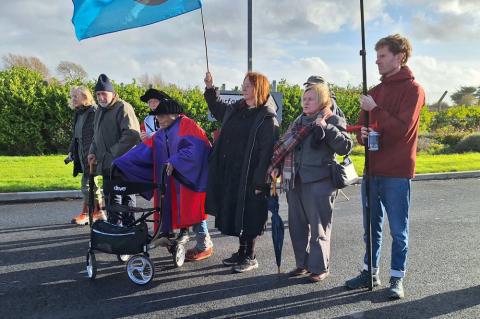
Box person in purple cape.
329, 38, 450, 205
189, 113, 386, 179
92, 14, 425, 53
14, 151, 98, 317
113, 92, 214, 261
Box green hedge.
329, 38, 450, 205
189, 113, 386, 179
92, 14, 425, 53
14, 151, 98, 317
0, 68, 218, 155
1, 66, 479, 156
430, 106, 480, 131
0, 67, 72, 155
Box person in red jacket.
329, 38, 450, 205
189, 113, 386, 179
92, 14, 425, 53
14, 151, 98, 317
345, 34, 425, 300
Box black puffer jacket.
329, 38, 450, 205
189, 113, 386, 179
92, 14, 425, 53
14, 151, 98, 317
204, 88, 276, 237
68, 106, 96, 177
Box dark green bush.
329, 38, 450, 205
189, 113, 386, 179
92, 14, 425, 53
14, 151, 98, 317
417, 134, 447, 154
431, 126, 470, 148
1, 67, 479, 155
0, 67, 72, 155
331, 85, 361, 125
276, 79, 303, 132
454, 133, 480, 153
419, 107, 434, 133
430, 106, 480, 131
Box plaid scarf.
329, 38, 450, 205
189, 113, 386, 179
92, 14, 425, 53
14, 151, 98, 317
268, 109, 332, 191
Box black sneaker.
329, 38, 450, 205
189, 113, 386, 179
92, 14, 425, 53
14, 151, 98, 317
388, 276, 404, 299
233, 256, 259, 273
176, 228, 190, 245
222, 252, 245, 266
345, 270, 381, 289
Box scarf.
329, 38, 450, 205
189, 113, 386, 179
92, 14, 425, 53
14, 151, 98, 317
268, 108, 332, 191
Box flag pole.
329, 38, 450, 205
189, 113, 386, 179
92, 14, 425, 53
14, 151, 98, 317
247, 0, 252, 71
200, 6, 209, 72
360, 0, 373, 291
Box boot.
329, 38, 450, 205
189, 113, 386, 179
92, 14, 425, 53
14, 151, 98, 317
92, 200, 107, 222
71, 202, 89, 225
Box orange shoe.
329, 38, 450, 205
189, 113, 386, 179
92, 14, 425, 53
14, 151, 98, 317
71, 212, 89, 225
92, 211, 107, 222
71, 203, 89, 225
186, 247, 213, 261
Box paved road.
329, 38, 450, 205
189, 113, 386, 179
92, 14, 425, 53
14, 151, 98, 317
0, 178, 479, 319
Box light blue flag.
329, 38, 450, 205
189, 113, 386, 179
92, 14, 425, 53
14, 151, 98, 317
72, 0, 202, 40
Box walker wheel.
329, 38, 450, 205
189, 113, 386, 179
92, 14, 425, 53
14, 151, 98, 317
117, 254, 131, 263
173, 244, 185, 268
86, 251, 97, 280
126, 254, 155, 285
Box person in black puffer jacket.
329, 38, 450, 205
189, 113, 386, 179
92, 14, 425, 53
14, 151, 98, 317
68, 86, 104, 225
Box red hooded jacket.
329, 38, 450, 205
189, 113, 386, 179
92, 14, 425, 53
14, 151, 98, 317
356, 66, 425, 178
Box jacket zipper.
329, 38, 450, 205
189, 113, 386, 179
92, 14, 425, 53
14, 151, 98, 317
239, 116, 266, 236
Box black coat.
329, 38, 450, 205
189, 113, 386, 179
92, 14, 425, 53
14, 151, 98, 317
204, 88, 276, 238
68, 106, 96, 177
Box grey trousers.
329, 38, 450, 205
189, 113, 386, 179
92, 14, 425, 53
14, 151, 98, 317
286, 178, 337, 274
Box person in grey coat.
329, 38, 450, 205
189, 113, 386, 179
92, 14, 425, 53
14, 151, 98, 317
87, 74, 141, 224
271, 83, 353, 283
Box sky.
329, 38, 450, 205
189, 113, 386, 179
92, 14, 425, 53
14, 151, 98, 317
1, 0, 480, 104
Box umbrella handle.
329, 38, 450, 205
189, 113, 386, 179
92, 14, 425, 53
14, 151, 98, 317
270, 178, 277, 196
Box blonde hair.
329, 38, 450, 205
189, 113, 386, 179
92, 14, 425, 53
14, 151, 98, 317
244, 71, 270, 107
69, 86, 95, 109
303, 83, 332, 110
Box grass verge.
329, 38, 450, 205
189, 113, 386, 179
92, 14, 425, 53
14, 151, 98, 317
1, 153, 480, 192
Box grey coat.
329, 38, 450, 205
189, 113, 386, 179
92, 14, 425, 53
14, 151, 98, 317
294, 114, 353, 184
89, 96, 141, 175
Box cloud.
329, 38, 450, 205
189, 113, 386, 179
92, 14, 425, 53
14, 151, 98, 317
392, 0, 480, 41
255, 55, 358, 89
0, 0, 379, 86
254, 0, 385, 37
0, 0, 478, 107
410, 55, 480, 104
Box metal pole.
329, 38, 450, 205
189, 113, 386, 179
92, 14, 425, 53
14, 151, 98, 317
360, 0, 373, 291
200, 6, 210, 72
436, 90, 448, 111
248, 0, 252, 71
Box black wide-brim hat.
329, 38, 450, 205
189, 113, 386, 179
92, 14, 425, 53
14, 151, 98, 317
150, 98, 183, 115
140, 88, 171, 102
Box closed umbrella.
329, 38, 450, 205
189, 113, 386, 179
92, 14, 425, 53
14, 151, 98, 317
88, 162, 95, 227
268, 187, 284, 274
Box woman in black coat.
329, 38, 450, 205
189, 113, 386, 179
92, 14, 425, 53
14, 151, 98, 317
204, 71, 276, 273
68, 86, 105, 225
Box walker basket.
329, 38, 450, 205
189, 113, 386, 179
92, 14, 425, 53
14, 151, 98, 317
90, 220, 148, 255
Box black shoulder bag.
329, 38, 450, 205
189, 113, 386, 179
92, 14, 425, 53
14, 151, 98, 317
330, 155, 359, 189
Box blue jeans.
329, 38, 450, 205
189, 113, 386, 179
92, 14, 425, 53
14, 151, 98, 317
192, 219, 213, 251
361, 176, 411, 278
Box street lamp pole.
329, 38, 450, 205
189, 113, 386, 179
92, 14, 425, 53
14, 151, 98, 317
248, 0, 252, 71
